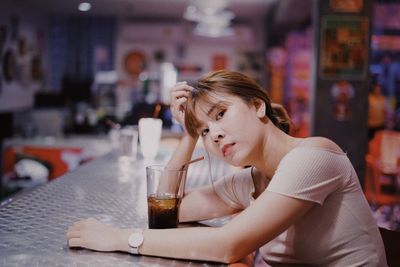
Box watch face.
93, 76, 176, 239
128, 232, 144, 247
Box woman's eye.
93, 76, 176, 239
201, 128, 209, 137
216, 110, 225, 120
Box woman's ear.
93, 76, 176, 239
253, 99, 266, 118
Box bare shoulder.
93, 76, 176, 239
298, 136, 343, 153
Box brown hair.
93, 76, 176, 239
184, 70, 292, 137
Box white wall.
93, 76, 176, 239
115, 20, 261, 81
113, 20, 263, 114
0, 0, 48, 112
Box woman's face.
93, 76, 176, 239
193, 92, 265, 166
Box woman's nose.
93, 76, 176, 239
213, 134, 224, 143
209, 124, 224, 143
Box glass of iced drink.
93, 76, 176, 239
145, 165, 187, 229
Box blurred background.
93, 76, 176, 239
0, 0, 315, 140
0, 0, 399, 228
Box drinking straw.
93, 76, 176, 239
180, 156, 204, 170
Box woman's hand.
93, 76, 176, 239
66, 218, 129, 252
170, 81, 193, 128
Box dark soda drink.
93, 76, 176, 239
147, 194, 181, 229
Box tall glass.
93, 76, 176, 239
146, 165, 187, 229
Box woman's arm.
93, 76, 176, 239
139, 190, 315, 263
165, 133, 198, 170
67, 190, 314, 263
180, 185, 239, 222
166, 81, 199, 170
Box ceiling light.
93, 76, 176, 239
183, 0, 235, 38
194, 23, 233, 38
78, 2, 91, 12
193, 0, 229, 14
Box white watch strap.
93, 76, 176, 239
129, 246, 139, 255
128, 229, 144, 255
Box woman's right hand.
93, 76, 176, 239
66, 218, 130, 252
170, 81, 193, 128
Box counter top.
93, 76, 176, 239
0, 148, 235, 266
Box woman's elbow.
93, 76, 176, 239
221, 254, 245, 265
220, 240, 252, 264
221, 252, 250, 264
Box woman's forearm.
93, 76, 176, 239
166, 133, 199, 170
119, 227, 236, 263
179, 186, 239, 223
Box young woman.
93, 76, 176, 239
67, 70, 386, 266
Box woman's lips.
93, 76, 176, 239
222, 143, 235, 157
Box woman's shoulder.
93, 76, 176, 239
296, 136, 344, 154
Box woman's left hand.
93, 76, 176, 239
66, 218, 129, 252
170, 81, 193, 128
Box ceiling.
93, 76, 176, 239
15, 0, 312, 43
18, 0, 278, 22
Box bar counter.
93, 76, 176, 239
0, 148, 235, 266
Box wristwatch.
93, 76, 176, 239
128, 229, 144, 254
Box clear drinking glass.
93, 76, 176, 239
146, 165, 187, 229
119, 126, 138, 161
